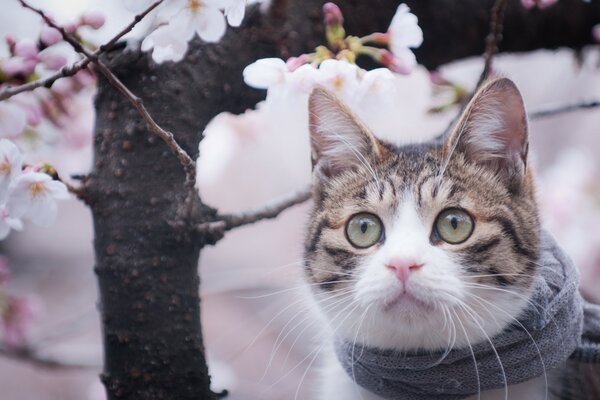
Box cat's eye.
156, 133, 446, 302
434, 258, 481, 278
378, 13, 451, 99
434, 208, 474, 244
345, 213, 384, 249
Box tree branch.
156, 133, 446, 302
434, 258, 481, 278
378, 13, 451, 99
0, 344, 98, 370
476, 0, 509, 88
529, 99, 600, 119
0, 1, 162, 102
18, 0, 196, 186
198, 187, 312, 234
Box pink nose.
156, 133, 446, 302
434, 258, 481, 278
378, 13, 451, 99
385, 258, 423, 283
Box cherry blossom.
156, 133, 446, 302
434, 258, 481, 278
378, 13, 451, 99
142, 24, 190, 63
0, 102, 27, 139
243, 58, 288, 89
521, 0, 560, 8
6, 172, 69, 227
0, 207, 22, 241
315, 59, 360, 98
386, 4, 423, 73
1, 295, 38, 348
0, 140, 22, 198
223, 0, 248, 27
141, 0, 228, 62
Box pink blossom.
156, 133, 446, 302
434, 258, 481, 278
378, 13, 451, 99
521, 0, 559, 8
0, 102, 27, 139
379, 49, 413, 75
14, 39, 38, 59
1, 296, 38, 348
38, 48, 68, 71
40, 27, 62, 46
82, 11, 106, 30
323, 2, 344, 27
286, 55, 309, 72
1, 57, 37, 76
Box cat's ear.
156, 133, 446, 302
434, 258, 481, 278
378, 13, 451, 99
308, 87, 385, 178
446, 78, 529, 182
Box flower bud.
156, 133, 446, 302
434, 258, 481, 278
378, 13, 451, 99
40, 27, 62, 46
14, 39, 39, 59
82, 11, 106, 30
286, 55, 309, 72
323, 3, 343, 27
379, 50, 411, 75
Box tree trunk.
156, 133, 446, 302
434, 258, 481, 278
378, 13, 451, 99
87, 0, 600, 399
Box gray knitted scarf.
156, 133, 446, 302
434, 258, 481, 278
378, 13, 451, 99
335, 231, 600, 400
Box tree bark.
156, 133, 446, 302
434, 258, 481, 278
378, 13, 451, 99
88, 0, 600, 399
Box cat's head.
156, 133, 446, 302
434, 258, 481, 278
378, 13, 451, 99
303, 78, 540, 350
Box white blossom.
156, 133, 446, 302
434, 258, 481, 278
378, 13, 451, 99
7, 172, 69, 227
387, 4, 423, 73
0, 139, 22, 201
141, 24, 190, 63
0, 206, 22, 240
315, 59, 360, 99
243, 58, 288, 89
223, 0, 247, 27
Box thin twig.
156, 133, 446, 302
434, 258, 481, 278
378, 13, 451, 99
530, 100, 600, 119
198, 187, 312, 234
0, 344, 99, 370
0, 1, 163, 102
18, 0, 196, 185
476, 0, 508, 88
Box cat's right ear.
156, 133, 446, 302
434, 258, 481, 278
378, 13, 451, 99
308, 87, 385, 179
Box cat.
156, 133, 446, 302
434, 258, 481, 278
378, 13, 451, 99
302, 77, 550, 400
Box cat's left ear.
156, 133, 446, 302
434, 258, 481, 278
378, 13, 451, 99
308, 87, 386, 178
447, 78, 529, 183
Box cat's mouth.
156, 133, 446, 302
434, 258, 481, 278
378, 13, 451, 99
382, 290, 432, 313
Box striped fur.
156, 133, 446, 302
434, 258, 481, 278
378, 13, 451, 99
302, 80, 564, 399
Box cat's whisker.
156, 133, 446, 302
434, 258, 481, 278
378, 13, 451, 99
464, 292, 549, 400
461, 282, 546, 314
462, 273, 533, 279
261, 288, 354, 381
293, 341, 322, 400
236, 278, 357, 299
280, 289, 355, 368
456, 301, 508, 400
450, 307, 482, 400
351, 304, 372, 400
267, 300, 363, 393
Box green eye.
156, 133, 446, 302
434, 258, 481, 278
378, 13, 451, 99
345, 213, 383, 248
435, 208, 474, 244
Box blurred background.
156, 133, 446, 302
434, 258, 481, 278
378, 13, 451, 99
1, 1, 600, 399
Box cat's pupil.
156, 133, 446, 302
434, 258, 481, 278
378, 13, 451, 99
450, 217, 458, 230
360, 221, 368, 233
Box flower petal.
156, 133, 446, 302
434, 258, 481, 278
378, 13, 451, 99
224, 1, 246, 27
194, 7, 227, 42
243, 58, 287, 89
